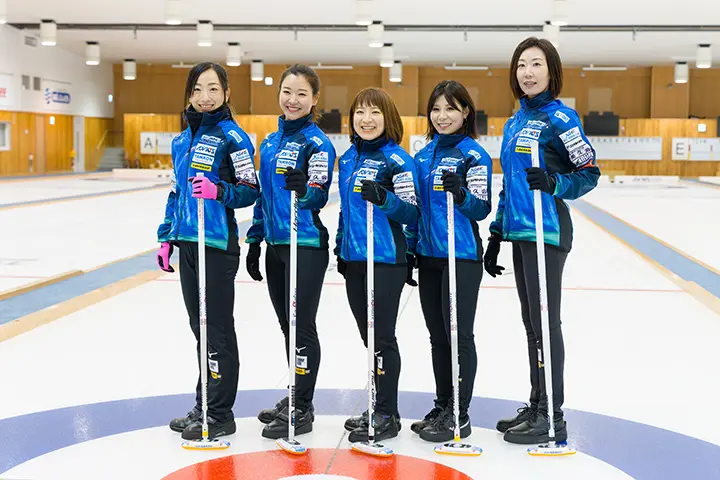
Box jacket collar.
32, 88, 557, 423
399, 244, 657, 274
435, 133, 466, 148
278, 113, 313, 136
185, 104, 231, 134
353, 134, 390, 153
519, 90, 555, 111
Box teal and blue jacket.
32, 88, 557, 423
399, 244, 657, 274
245, 114, 336, 248
157, 106, 260, 254
405, 133, 493, 262
335, 135, 421, 264
490, 91, 601, 251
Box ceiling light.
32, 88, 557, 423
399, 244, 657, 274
40, 19, 57, 46
551, 0, 569, 26
264, 76, 273, 86
444, 63, 489, 70
0, 0, 7, 24
355, 0, 372, 26
368, 21, 384, 48
696, 44, 712, 69
197, 20, 213, 47
251, 60, 264, 81
123, 59, 136, 80
380, 43, 394, 68
311, 64, 354, 70
389, 61, 402, 83
165, 0, 182, 25
227, 42, 242, 67
581, 65, 628, 71
85, 41, 100, 66
674, 61, 689, 83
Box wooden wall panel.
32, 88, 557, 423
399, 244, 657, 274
689, 69, 720, 119
85, 117, 114, 171
418, 67, 514, 117
44, 115, 74, 173
0, 111, 78, 176
250, 64, 289, 115
562, 68, 652, 118
0, 111, 27, 175
123, 114, 181, 169
650, 66, 690, 119
381, 66, 420, 117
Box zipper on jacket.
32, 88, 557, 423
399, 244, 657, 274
428, 145, 439, 258
343, 149, 362, 261
268, 134, 284, 245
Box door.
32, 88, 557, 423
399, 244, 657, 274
34, 115, 46, 174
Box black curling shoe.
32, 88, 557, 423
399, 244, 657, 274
411, 405, 445, 434
181, 415, 237, 441
503, 410, 567, 445
257, 396, 288, 424
419, 408, 472, 443
347, 413, 400, 443
344, 410, 369, 432
169, 407, 202, 433
496, 403, 538, 433
261, 406, 314, 439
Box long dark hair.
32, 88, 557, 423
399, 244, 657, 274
509, 37, 564, 100
181, 62, 233, 130
424, 80, 478, 141
278, 64, 322, 123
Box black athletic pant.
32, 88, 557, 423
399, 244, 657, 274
265, 244, 328, 411
512, 241, 568, 417
178, 241, 240, 422
418, 256, 483, 415
345, 261, 406, 418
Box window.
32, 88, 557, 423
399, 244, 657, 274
0, 122, 10, 151
33, 76, 41, 91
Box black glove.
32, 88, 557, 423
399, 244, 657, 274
360, 180, 387, 206
284, 168, 308, 197
525, 167, 556, 194
441, 170, 466, 204
405, 253, 417, 287
246, 243, 263, 281
483, 233, 505, 278
337, 256, 347, 279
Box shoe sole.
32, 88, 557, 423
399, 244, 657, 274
418, 425, 472, 443
348, 430, 399, 443
181, 424, 237, 441
503, 428, 567, 445
261, 422, 313, 439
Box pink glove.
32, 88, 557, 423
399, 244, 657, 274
157, 242, 175, 272
189, 176, 218, 200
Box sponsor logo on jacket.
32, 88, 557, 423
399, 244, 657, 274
201, 135, 222, 146
353, 167, 378, 192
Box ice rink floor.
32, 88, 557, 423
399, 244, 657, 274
1, 171, 719, 480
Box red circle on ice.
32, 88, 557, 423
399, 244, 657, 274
162, 448, 473, 480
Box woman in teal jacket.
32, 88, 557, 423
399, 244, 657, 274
156, 62, 259, 442
485, 37, 601, 445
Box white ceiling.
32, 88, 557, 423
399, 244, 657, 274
5, 0, 720, 67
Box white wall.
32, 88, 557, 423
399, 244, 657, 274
0, 24, 113, 118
